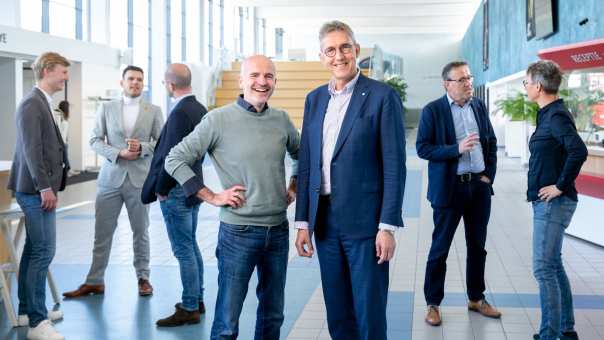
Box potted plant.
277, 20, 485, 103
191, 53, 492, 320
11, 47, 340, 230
384, 75, 408, 105
495, 92, 538, 159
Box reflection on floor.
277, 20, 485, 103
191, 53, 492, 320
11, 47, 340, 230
1, 142, 604, 340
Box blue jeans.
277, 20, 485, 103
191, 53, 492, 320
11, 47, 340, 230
15, 192, 57, 327
210, 221, 289, 340
532, 196, 577, 340
159, 186, 203, 311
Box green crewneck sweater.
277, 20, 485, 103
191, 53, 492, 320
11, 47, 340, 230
165, 102, 300, 226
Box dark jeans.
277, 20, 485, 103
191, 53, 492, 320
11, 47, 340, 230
424, 178, 491, 305
315, 196, 389, 340
210, 221, 289, 340
532, 196, 577, 340
15, 192, 56, 327
159, 186, 203, 311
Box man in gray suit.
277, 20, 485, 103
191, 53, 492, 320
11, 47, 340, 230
8, 52, 70, 340
63, 65, 163, 298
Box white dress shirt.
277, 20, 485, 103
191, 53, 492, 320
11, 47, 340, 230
122, 95, 141, 137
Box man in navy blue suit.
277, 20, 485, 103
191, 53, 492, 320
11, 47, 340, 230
294, 21, 406, 340
141, 63, 207, 327
416, 61, 500, 326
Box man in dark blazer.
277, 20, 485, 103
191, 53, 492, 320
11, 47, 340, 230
295, 21, 406, 340
8, 52, 70, 339
416, 61, 500, 326
141, 63, 207, 327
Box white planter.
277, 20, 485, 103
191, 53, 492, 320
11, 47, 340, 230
504, 121, 525, 157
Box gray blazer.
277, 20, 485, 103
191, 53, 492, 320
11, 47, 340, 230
8, 88, 69, 194
90, 98, 163, 189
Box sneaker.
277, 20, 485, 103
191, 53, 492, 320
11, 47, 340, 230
26, 319, 64, 340
18, 311, 64, 327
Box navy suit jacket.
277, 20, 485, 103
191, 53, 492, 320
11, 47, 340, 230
295, 74, 406, 239
416, 95, 497, 208
141, 95, 207, 206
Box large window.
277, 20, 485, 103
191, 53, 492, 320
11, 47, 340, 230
132, 0, 149, 74
109, 0, 128, 49
21, 0, 42, 32
49, 0, 76, 39
170, 0, 183, 62
185, 0, 201, 62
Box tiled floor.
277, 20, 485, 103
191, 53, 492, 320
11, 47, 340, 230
1, 129, 604, 340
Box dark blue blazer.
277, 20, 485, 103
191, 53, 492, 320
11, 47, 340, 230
141, 95, 207, 206
295, 74, 406, 239
416, 95, 497, 208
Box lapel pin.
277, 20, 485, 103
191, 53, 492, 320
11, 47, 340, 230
362, 92, 366, 96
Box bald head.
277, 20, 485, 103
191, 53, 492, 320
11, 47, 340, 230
239, 55, 277, 112
240, 55, 276, 78
165, 63, 192, 89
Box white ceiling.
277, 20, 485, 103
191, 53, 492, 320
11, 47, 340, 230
233, 0, 482, 36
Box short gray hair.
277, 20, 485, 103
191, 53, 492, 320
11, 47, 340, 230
526, 60, 562, 95
441, 61, 468, 81
318, 20, 357, 45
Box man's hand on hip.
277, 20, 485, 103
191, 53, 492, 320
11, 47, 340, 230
376, 230, 396, 264
198, 185, 246, 208
295, 229, 314, 257
40, 190, 57, 211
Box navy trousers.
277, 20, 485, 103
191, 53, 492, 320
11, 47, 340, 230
314, 196, 389, 340
424, 177, 491, 305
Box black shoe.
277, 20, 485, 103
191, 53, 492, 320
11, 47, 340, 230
199, 301, 206, 314
156, 303, 200, 327
561, 330, 579, 340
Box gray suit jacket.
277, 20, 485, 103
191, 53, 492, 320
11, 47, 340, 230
90, 98, 163, 189
8, 88, 69, 194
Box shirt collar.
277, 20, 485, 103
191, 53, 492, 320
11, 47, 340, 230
328, 69, 361, 96
237, 94, 269, 113
123, 94, 142, 105
171, 93, 194, 110
446, 93, 471, 108
35, 86, 53, 110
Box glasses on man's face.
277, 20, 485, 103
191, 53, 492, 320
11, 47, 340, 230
322, 43, 354, 58
446, 75, 474, 84
522, 79, 531, 87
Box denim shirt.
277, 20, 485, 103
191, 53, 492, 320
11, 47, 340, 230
527, 99, 587, 202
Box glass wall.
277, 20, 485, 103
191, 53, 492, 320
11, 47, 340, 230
561, 68, 604, 150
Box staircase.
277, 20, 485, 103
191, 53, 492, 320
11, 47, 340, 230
214, 61, 332, 128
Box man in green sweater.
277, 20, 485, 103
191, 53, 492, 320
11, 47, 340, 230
164, 55, 299, 340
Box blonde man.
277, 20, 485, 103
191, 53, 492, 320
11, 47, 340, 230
8, 52, 71, 340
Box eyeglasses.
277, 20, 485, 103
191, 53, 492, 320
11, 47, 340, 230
522, 79, 533, 87
446, 76, 474, 84
322, 43, 354, 58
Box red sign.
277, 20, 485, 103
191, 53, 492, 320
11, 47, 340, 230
538, 38, 604, 71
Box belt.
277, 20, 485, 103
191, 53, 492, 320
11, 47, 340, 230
457, 173, 481, 183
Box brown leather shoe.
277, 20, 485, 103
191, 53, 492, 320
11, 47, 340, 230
62, 283, 105, 298
199, 301, 206, 314
156, 303, 200, 327
468, 299, 501, 318
425, 305, 442, 326
138, 278, 153, 296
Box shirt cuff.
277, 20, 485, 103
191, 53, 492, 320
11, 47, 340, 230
378, 223, 398, 231
181, 176, 204, 198
294, 221, 309, 229
40, 187, 52, 192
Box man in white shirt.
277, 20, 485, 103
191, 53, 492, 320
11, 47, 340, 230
63, 65, 163, 298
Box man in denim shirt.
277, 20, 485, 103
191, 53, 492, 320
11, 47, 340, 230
525, 60, 587, 340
